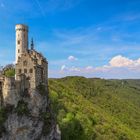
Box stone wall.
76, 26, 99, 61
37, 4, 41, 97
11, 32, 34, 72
15, 52, 36, 89
1, 75, 29, 107
15, 50, 48, 89
2, 77, 19, 106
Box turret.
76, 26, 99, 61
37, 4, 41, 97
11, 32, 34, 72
15, 24, 28, 63
31, 38, 34, 50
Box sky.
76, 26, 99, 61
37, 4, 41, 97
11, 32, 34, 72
0, 0, 140, 79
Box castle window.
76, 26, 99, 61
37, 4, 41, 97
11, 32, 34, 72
18, 40, 20, 45
18, 49, 20, 53
30, 69, 33, 73
23, 61, 27, 66
18, 69, 21, 74
24, 69, 27, 73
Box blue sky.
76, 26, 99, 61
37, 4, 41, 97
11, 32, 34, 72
0, 0, 140, 78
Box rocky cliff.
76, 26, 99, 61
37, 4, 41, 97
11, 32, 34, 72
0, 85, 61, 140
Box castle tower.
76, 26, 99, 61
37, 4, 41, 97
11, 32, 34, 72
15, 24, 28, 63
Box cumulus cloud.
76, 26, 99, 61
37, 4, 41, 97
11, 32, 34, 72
68, 55, 78, 61
109, 55, 140, 68
64, 55, 140, 72
109, 55, 133, 67
57, 55, 140, 79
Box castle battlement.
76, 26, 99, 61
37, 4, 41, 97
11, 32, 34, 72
15, 24, 28, 31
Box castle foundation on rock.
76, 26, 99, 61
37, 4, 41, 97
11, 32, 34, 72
0, 24, 61, 140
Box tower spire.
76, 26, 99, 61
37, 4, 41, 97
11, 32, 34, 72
31, 38, 34, 50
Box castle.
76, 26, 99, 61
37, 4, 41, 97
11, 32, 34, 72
0, 24, 48, 106
0, 25, 61, 140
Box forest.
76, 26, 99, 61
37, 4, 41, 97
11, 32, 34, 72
49, 76, 140, 140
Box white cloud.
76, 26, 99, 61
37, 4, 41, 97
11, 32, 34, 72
68, 55, 78, 61
61, 65, 80, 72
57, 55, 140, 79
109, 55, 133, 67
61, 65, 68, 71
64, 55, 140, 72
61, 55, 140, 73
109, 55, 140, 68
86, 66, 93, 70
69, 66, 80, 72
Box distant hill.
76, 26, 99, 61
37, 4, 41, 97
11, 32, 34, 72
49, 76, 140, 140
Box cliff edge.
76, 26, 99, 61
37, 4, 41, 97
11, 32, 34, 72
0, 78, 61, 140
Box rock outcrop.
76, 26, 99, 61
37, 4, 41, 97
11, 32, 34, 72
0, 87, 61, 140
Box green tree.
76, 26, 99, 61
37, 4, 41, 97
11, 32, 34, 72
4, 69, 15, 77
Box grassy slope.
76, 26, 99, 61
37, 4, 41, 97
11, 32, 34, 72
49, 76, 140, 140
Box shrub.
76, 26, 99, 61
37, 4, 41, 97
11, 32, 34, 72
0, 125, 6, 137
61, 117, 85, 140
15, 100, 29, 116
4, 69, 15, 77
0, 108, 7, 125
41, 111, 52, 136
0, 107, 7, 137
119, 133, 129, 140
37, 84, 46, 96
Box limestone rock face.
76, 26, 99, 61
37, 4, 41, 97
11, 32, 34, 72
2, 114, 43, 140
0, 89, 61, 140
27, 89, 48, 117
